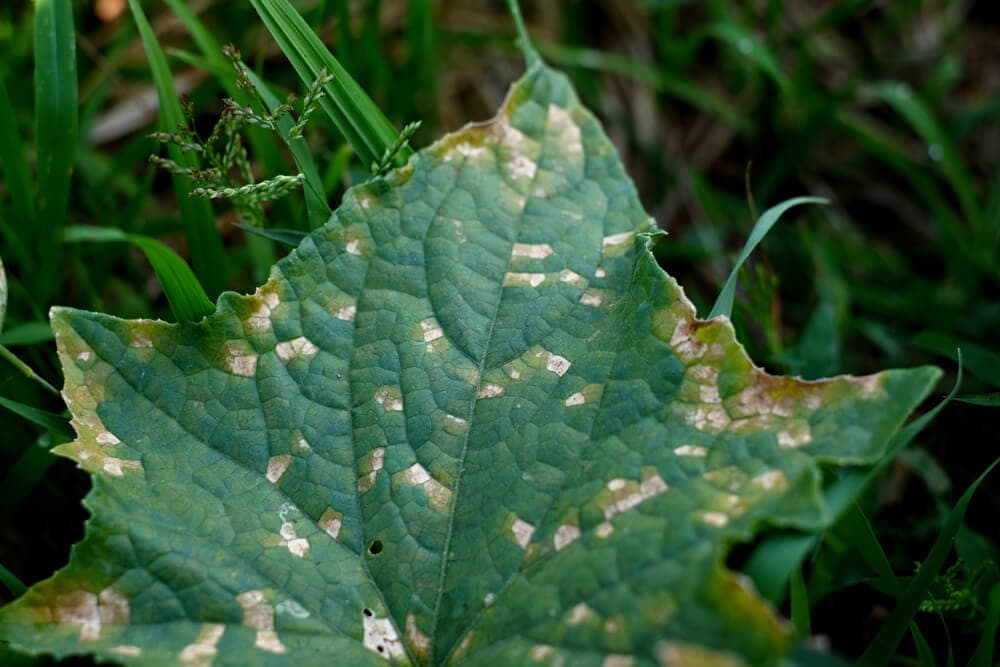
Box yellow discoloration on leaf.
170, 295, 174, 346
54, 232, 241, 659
397, 462, 453, 512
319, 507, 343, 540
359, 447, 385, 494
599, 473, 669, 520
405, 612, 431, 658
656, 641, 747, 667
52, 588, 129, 642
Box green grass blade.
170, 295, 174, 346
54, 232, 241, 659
910, 622, 937, 667
709, 196, 829, 320
234, 222, 307, 248
701, 22, 789, 94
912, 332, 1000, 388
245, 69, 331, 229
0, 258, 6, 333
33, 0, 78, 301
789, 566, 811, 636
872, 82, 986, 247
0, 80, 36, 266
860, 457, 1000, 666
0, 396, 72, 439
249, 0, 405, 171
506, 0, 541, 68
0, 322, 55, 346
127, 0, 227, 297
0, 345, 60, 398
0, 562, 27, 598
63, 226, 214, 323
967, 583, 1000, 667
954, 393, 999, 407
842, 505, 899, 594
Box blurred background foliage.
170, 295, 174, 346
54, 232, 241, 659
0, 0, 997, 664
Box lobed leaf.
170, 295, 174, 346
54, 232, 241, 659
0, 63, 939, 666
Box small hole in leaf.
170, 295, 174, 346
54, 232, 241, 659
369, 539, 383, 555
363, 608, 373, 617
378, 646, 385, 653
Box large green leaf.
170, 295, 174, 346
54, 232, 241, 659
0, 63, 939, 666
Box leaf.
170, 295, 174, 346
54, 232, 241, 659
0, 63, 939, 666
0, 257, 6, 333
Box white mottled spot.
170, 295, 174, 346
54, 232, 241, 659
855, 374, 883, 398
698, 511, 730, 527
335, 304, 356, 321
554, 523, 581, 551
595, 521, 614, 538
363, 610, 406, 659
512, 242, 553, 259
401, 462, 453, 512
594, 268, 607, 278
444, 414, 468, 432
420, 318, 444, 347
180, 623, 225, 667
559, 269, 586, 287
76, 351, 92, 362
111, 645, 142, 657
455, 142, 488, 159
54, 591, 100, 640
266, 455, 291, 484
237, 590, 286, 654
510, 517, 535, 549
508, 154, 537, 180
279, 522, 309, 558
102, 457, 143, 477
534, 348, 571, 376
293, 434, 311, 453
580, 291, 603, 307
567, 603, 595, 625
565, 392, 587, 407
451, 219, 467, 243
477, 383, 505, 399
358, 192, 374, 210
96, 431, 121, 445
531, 645, 555, 660
777, 420, 812, 449
603, 656, 635, 667
506, 365, 521, 380
548, 104, 583, 155
602, 231, 634, 248
503, 272, 546, 287
406, 613, 431, 656
276, 599, 310, 619
604, 475, 669, 520
699, 385, 721, 403
346, 240, 361, 255
374, 386, 404, 412
685, 405, 731, 433
275, 336, 319, 362
752, 470, 786, 491
674, 445, 708, 458
319, 507, 343, 539
484, 593, 496, 605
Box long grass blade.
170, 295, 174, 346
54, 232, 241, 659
859, 457, 1000, 666
967, 583, 1000, 667
0, 562, 26, 598
0, 81, 36, 266
0, 345, 60, 398
33, 0, 78, 301
127, 0, 227, 297
0, 396, 72, 439
250, 0, 406, 171
709, 196, 828, 320
789, 566, 811, 636
64, 226, 214, 323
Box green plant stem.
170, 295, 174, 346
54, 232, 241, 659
0, 344, 60, 398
